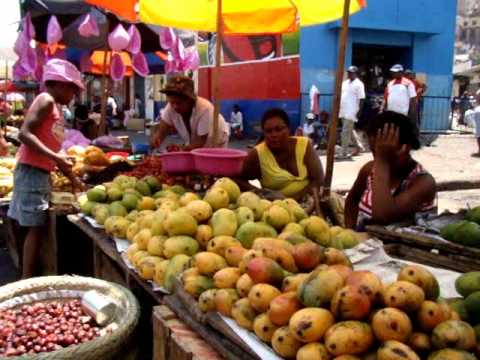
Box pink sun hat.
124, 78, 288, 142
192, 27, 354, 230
42, 58, 85, 90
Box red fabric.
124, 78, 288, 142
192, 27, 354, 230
17, 94, 64, 172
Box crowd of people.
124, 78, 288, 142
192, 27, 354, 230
5, 58, 439, 278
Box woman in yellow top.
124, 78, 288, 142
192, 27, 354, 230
239, 108, 324, 200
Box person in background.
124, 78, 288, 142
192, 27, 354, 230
384, 64, 417, 123
151, 75, 229, 150
72, 104, 98, 140
471, 91, 480, 157
405, 70, 427, 126
345, 111, 436, 231
229, 104, 244, 137
338, 65, 366, 158
459, 91, 472, 126
134, 93, 144, 118
239, 108, 324, 200
8, 59, 85, 278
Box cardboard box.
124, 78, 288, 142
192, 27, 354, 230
126, 117, 145, 131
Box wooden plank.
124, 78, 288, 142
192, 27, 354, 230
367, 225, 480, 258
164, 295, 254, 360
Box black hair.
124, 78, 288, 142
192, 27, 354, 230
74, 104, 89, 121
366, 111, 421, 150
261, 108, 290, 129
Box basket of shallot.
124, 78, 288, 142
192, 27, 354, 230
0, 276, 139, 359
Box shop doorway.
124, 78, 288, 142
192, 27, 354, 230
352, 44, 413, 129
352, 44, 413, 95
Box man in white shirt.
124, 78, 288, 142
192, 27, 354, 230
339, 66, 366, 158
151, 75, 229, 150
384, 64, 417, 121
229, 104, 244, 135
472, 91, 480, 157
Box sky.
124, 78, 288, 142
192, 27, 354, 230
0, 0, 21, 48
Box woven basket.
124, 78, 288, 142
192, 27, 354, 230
0, 275, 140, 360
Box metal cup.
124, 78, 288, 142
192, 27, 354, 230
81, 290, 117, 326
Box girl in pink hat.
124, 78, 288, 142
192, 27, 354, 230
8, 59, 85, 279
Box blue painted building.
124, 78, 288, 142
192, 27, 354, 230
300, 0, 457, 130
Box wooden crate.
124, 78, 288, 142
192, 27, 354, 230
368, 225, 480, 272
153, 306, 223, 360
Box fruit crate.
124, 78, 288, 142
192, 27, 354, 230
370, 225, 480, 273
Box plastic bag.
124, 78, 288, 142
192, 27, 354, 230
132, 52, 149, 77
108, 24, 130, 51
78, 12, 100, 38
159, 27, 176, 50
110, 53, 126, 81
127, 25, 141, 54
47, 15, 62, 45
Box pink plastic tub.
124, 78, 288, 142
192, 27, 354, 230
158, 151, 195, 173
192, 148, 247, 176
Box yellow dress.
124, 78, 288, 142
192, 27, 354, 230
255, 136, 309, 197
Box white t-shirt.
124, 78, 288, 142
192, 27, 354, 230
385, 78, 417, 116
303, 123, 315, 136
160, 97, 229, 147
339, 78, 366, 122
230, 111, 243, 130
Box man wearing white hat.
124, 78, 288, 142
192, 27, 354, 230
384, 64, 417, 121
338, 65, 366, 158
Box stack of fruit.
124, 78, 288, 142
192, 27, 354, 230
449, 272, 480, 339
80, 176, 363, 293
0, 158, 14, 198
440, 206, 480, 247
187, 251, 477, 359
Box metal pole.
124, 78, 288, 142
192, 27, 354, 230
322, 0, 351, 198
212, 0, 223, 143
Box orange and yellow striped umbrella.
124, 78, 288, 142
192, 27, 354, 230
85, 0, 366, 34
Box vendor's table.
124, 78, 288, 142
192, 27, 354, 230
0, 204, 93, 277
67, 215, 251, 360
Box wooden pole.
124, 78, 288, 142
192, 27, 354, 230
3, 61, 8, 135
322, 0, 351, 198
99, 50, 109, 136
212, 0, 223, 143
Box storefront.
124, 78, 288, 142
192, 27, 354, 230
300, 0, 457, 131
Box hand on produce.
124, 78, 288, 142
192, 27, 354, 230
55, 155, 74, 177
70, 175, 86, 193
374, 123, 404, 163
0, 135, 8, 156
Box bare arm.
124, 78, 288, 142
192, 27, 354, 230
345, 161, 373, 229
184, 135, 208, 150
236, 149, 262, 191
150, 120, 171, 148
371, 125, 436, 224
304, 139, 324, 191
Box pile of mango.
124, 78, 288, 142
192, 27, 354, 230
441, 206, 480, 247
185, 248, 478, 359
81, 175, 362, 292
449, 272, 480, 337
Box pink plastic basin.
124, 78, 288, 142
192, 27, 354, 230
158, 151, 195, 174
192, 148, 247, 176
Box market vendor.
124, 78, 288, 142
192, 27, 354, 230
150, 75, 229, 150
345, 111, 437, 231
8, 59, 85, 279
239, 108, 324, 200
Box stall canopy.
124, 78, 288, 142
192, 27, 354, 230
22, 0, 166, 53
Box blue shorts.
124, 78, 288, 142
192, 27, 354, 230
8, 164, 50, 227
